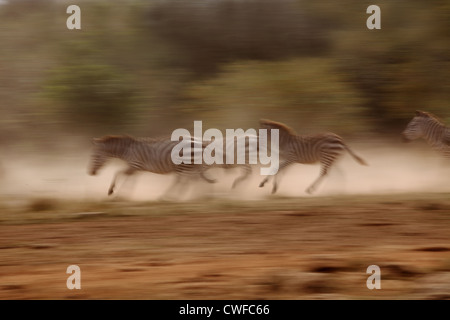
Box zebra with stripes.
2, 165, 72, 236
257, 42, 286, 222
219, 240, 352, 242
258, 119, 368, 194
402, 110, 450, 157
88, 135, 215, 196
207, 134, 260, 189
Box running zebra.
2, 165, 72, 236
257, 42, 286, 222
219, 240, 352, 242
88, 135, 215, 196
402, 110, 450, 157
258, 119, 368, 194
211, 134, 259, 189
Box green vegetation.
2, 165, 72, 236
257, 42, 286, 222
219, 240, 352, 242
180, 58, 367, 135
44, 63, 137, 134
0, 0, 449, 146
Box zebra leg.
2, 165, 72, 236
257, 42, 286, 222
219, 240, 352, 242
306, 157, 335, 194
272, 175, 281, 194
259, 160, 291, 193
108, 173, 120, 196
306, 169, 326, 194
259, 176, 270, 188
232, 165, 252, 189
108, 167, 135, 196
270, 160, 292, 194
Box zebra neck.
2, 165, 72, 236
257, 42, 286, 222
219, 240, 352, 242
278, 132, 297, 147
107, 141, 134, 159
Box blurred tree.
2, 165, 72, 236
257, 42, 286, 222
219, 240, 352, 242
44, 63, 136, 134
328, 0, 450, 132
1, 0, 449, 146
147, 0, 335, 74
179, 58, 368, 136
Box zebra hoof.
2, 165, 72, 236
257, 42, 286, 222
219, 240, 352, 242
306, 188, 314, 194
108, 189, 114, 196
259, 182, 265, 188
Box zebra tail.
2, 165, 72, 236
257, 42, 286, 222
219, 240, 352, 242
344, 144, 368, 166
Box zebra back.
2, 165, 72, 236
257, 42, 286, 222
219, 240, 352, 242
89, 134, 206, 175
259, 119, 367, 165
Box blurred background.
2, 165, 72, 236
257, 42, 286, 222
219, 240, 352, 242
1, 0, 450, 300
0, 0, 449, 153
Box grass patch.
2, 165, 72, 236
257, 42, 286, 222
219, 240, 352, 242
2, 192, 450, 225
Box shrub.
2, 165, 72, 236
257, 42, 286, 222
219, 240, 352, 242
44, 63, 136, 133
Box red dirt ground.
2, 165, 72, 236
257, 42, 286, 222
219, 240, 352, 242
0, 194, 449, 299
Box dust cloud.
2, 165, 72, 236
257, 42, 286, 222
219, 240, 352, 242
0, 142, 449, 203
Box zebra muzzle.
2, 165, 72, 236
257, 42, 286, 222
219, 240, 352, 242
401, 135, 411, 143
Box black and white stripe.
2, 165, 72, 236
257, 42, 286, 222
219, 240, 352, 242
88, 135, 214, 196
258, 119, 368, 194
402, 110, 450, 158
210, 134, 259, 189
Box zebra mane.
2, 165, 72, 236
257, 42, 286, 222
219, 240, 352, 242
93, 134, 173, 145
93, 135, 137, 144
135, 135, 170, 143
259, 119, 297, 135
416, 110, 445, 125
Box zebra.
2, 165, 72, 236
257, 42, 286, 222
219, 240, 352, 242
258, 119, 368, 194
88, 135, 215, 196
209, 134, 259, 189
402, 110, 450, 157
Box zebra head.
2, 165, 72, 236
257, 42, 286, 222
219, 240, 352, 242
88, 136, 129, 175
88, 137, 108, 175
402, 110, 429, 142
88, 135, 135, 175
